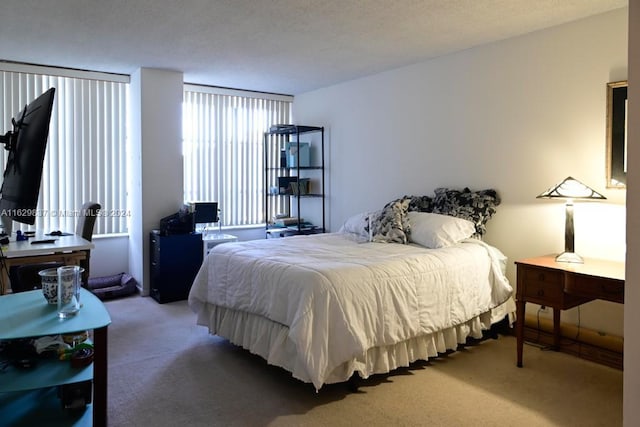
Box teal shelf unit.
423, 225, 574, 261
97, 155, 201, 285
0, 288, 111, 426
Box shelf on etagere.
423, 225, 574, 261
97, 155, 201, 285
266, 166, 323, 171
268, 124, 323, 135
267, 193, 324, 198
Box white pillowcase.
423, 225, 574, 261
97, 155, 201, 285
339, 211, 376, 242
407, 211, 476, 249
339, 212, 367, 234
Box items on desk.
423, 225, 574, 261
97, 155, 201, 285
159, 205, 194, 235
31, 239, 57, 245
46, 230, 73, 236
0, 230, 37, 244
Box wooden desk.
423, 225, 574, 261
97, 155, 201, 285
0, 234, 94, 295
0, 288, 111, 426
515, 255, 624, 367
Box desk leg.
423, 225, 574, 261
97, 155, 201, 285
0, 267, 9, 295
552, 308, 561, 350
516, 299, 525, 367
93, 325, 108, 427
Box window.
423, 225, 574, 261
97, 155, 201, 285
183, 85, 292, 227
0, 63, 129, 235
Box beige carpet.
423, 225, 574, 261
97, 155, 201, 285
105, 295, 622, 427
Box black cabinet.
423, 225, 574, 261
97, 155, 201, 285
264, 125, 325, 237
149, 230, 203, 303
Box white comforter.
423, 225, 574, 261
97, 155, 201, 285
188, 233, 513, 389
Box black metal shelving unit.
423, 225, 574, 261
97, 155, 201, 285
263, 125, 325, 238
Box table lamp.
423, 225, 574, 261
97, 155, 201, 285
537, 176, 606, 263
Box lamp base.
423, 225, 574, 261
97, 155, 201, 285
556, 251, 584, 264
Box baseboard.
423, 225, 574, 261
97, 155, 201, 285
524, 314, 623, 370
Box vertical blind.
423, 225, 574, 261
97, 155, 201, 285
183, 86, 292, 227
0, 65, 129, 234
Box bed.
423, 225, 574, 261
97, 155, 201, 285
188, 189, 515, 391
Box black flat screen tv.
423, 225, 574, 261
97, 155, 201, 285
0, 87, 56, 234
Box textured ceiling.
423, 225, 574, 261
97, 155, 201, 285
0, 0, 627, 95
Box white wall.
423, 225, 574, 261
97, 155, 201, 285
294, 8, 627, 335
129, 68, 185, 295
624, 1, 639, 424
89, 235, 129, 278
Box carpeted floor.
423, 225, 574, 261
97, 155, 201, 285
105, 294, 622, 427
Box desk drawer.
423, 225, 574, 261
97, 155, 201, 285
567, 275, 624, 304
520, 267, 564, 304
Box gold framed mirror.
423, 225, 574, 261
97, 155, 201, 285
606, 80, 628, 188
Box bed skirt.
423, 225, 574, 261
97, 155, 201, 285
194, 298, 516, 390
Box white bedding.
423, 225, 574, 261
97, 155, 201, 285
188, 232, 514, 390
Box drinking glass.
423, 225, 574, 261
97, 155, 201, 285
57, 265, 83, 318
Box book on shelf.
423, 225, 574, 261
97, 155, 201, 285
286, 223, 316, 231
273, 217, 303, 227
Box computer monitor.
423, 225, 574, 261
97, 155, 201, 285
190, 202, 218, 233
0, 88, 56, 236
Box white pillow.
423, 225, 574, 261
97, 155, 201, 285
339, 211, 372, 241
407, 211, 476, 248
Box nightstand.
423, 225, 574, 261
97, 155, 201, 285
515, 255, 624, 367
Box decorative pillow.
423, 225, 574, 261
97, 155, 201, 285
407, 211, 476, 248
369, 198, 411, 244
408, 195, 433, 213
431, 187, 501, 236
